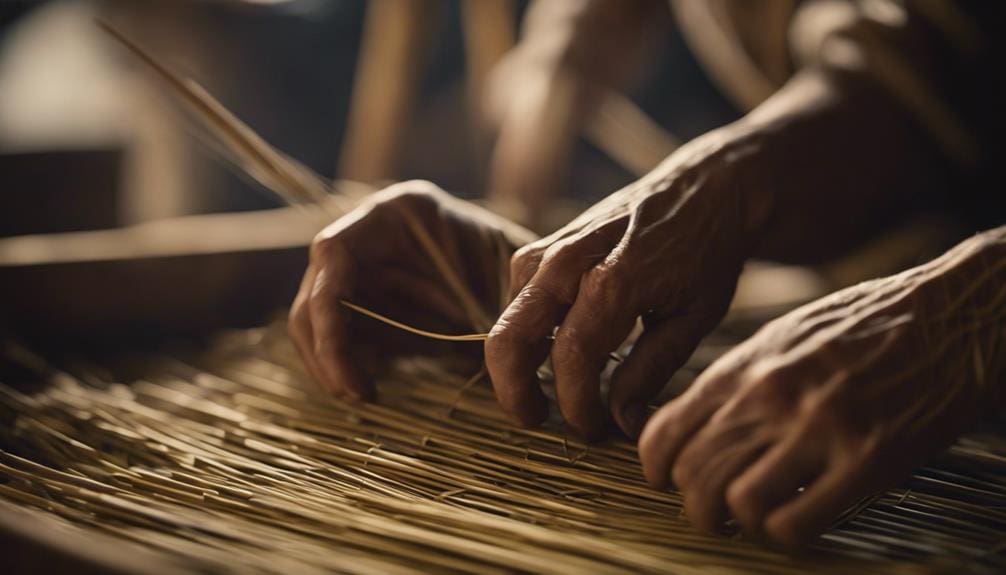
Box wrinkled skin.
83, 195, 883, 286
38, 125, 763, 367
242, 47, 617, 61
291, 178, 1006, 547
288, 181, 533, 400
485, 129, 768, 439
639, 233, 1006, 545
290, 60, 1006, 546
482, 64, 944, 443
290, 128, 764, 421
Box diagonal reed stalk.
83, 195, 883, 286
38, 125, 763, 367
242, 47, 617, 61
99, 21, 625, 363
98, 20, 498, 343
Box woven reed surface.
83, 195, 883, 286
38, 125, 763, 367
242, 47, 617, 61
2, 316, 1005, 574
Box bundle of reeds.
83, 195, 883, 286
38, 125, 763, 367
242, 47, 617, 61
1, 317, 1005, 574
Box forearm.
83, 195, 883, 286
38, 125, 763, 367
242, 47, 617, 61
717, 66, 953, 264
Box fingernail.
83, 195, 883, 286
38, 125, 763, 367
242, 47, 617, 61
620, 403, 647, 439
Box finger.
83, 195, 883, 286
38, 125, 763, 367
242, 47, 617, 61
610, 312, 715, 439
508, 247, 543, 303
507, 217, 628, 302
676, 426, 771, 533
307, 242, 372, 401
486, 230, 621, 427
551, 264, 636, 440
485, 283, 565, 427
764, 458, 876, 547
637, 375, 731, 490
726, 432, 826, 537
288, 265, 325, 384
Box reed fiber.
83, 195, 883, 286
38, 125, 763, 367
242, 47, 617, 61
2, 317, 1005, 574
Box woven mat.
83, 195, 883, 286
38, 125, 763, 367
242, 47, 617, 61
2, 317, 1005, 574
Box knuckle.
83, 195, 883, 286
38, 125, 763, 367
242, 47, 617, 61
393, 189, 438, 212
633, 186, 676, 220
740, 376, 789, 411
484, 323, 520, 362
380, 180, 443, 204
539, 239, 584, 270
580, 266, 624, 306
367, 181, 444, 220
309, 233, 338, 261
484, 327, 505, 357
744, 358, 791, 388
739, 362, 802, 408
509, 244, 542, 286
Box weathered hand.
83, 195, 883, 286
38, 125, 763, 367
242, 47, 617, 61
639, 231, 1006, 545
486, 130, 771, 439
289, 181, 534, 400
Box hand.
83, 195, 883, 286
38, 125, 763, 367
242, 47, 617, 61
638, 231, 1006, 545
485, 128, 773, 439
289, 181, 534, 400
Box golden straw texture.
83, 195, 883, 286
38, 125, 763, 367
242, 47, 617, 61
2, 316, 1005, 574
60, 21, 1005, 574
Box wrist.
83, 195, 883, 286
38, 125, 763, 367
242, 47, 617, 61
630, 123, 777, 260
727, 68, 874, 262
651, 72, 843, 254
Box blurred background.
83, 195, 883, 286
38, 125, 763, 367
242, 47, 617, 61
0, 0, 736, 231
0, 0, 746, 343
0, 0, 948, 345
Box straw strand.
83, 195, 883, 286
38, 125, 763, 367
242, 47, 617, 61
2, 319, 1005, 573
